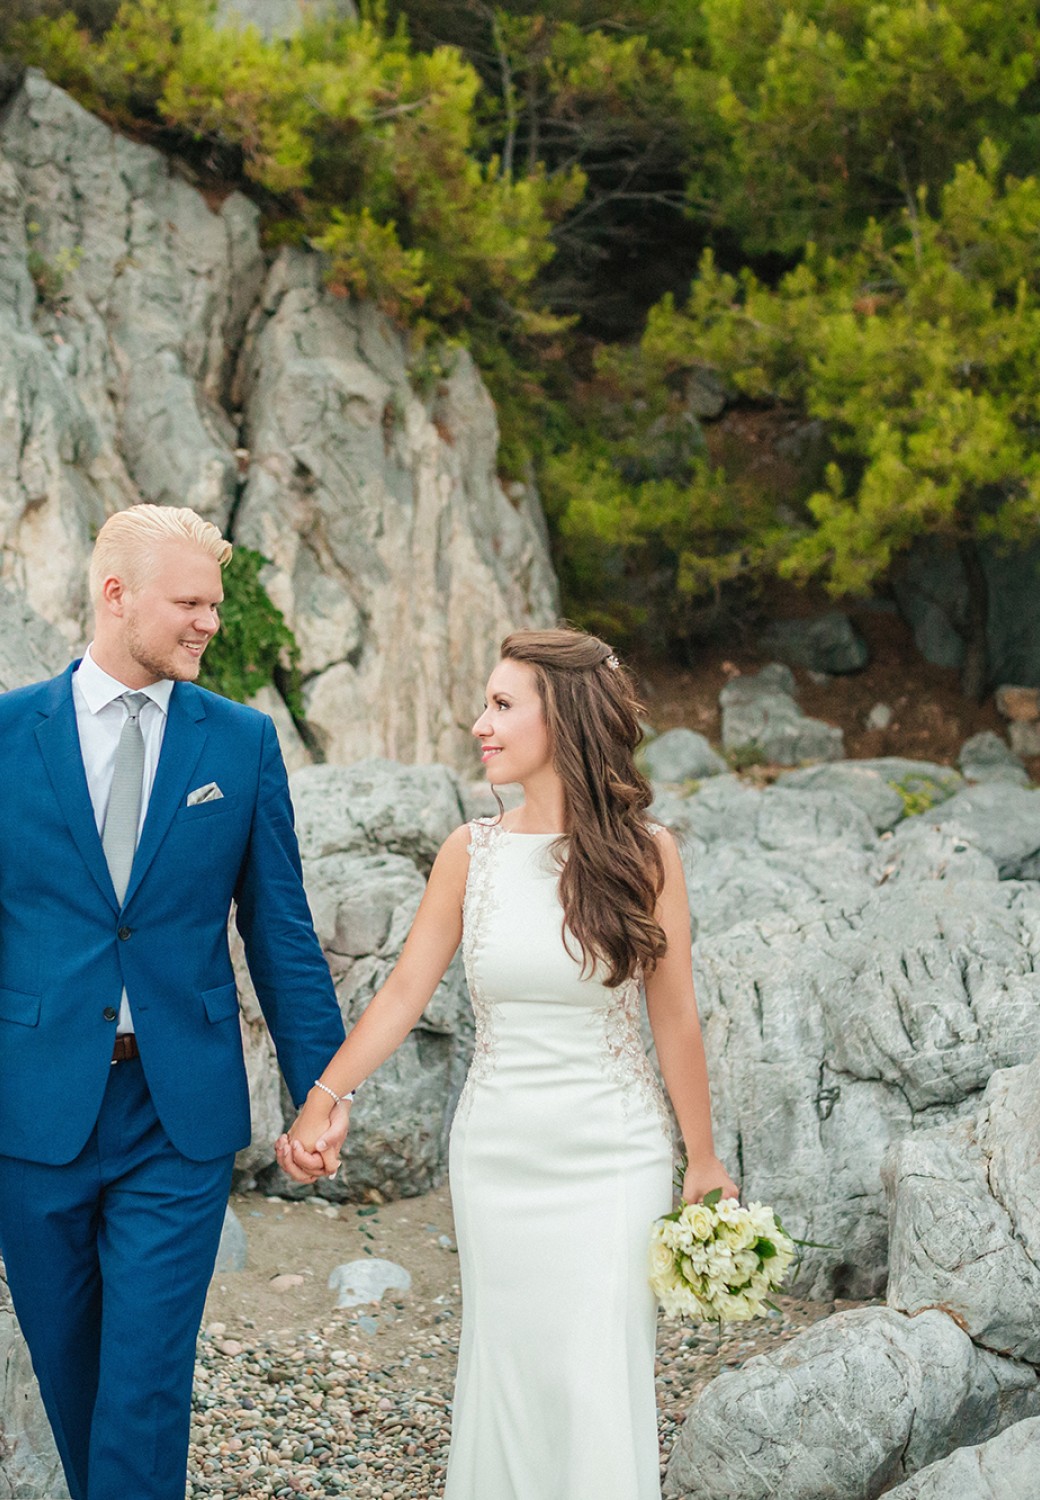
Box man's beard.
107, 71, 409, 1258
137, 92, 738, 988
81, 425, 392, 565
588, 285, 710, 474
124, 614, 205, 682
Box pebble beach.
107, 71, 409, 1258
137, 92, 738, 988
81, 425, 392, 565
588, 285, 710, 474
187, 1188, 863, 1498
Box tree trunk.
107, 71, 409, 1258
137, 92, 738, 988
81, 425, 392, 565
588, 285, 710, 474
958, 539, 989, 702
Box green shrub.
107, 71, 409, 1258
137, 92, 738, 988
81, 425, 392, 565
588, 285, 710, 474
199, 546, 302, 713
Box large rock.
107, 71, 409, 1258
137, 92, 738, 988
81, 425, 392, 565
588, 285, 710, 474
656, 777, 878, 941
663, 1307, 1040, 1500
0, 72, 556, 764
885, 1054, 1040, 1364
720, 664, 844, 765
642, 727, 726, 784
958, 730, 1030, 787
758, 610, 868, 674
0, 581, 70, 690
778, 757, 962, 832
0, 1266, 69, 1500
930, 782, 1040, 878
893, 534, 1040, 686
695, 875, 1040, 1297
884, 1416, 1040, 1500
242, 761, 473, 1200
231, 249, 559, 767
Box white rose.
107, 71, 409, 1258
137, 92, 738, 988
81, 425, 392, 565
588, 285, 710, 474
649, 1239, 677, 1284
680, 1202, 715, 1240
726, 1215, 758, 1251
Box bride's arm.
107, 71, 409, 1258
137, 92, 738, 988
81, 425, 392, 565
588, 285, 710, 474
644, 829, 739, 1204
278, 823, 471, 1179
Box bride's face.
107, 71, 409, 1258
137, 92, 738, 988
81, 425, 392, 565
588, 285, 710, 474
472, 659, 551, 784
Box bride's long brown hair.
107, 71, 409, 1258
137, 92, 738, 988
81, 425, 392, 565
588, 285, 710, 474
499, 628, 667, 987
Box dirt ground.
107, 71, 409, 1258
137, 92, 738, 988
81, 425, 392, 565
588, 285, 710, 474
205, 1184, 461, 1359
632, 590, 1039, 778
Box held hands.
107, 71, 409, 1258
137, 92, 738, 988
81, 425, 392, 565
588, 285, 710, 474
275, 1095, 351, 1183
682, 1153, 740, 1207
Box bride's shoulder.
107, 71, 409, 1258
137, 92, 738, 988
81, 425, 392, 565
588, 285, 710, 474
424, 822, 477, 903
644, 819, 681, 868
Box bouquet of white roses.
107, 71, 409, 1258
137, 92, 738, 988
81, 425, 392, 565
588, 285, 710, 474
649, 1189, 796, 1323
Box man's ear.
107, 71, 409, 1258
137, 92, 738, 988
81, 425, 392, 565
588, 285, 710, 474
99, 574, 129, 616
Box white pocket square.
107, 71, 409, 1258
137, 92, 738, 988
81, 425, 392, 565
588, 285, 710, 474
187, 782, 224, 806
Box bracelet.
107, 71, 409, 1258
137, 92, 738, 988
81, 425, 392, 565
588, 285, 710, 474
313, 1078, 359, 1106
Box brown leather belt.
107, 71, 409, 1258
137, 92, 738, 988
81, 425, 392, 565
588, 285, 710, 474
111, 1033, 140, 1064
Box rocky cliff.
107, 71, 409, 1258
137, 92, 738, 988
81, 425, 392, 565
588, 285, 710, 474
0, 68, 558, 770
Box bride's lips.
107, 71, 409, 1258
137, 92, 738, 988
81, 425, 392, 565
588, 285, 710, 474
481, 746, 502, 763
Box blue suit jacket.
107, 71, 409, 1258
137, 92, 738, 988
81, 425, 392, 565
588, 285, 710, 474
0, 664, 345, 1165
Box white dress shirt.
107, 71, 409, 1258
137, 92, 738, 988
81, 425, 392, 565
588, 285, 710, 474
73, 645, 174, 1033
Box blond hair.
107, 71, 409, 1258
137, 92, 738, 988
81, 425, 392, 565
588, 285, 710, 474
89, 505, 232, 604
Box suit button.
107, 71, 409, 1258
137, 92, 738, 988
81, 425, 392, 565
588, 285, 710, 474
118, 926, 132, 941
103, 1007, 117, 1022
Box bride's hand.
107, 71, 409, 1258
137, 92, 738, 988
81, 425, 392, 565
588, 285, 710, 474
682, 1155, 739, 1205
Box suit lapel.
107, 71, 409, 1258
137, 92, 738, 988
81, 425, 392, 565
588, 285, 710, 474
122, 681, 207, 907
34, 663, 120, 911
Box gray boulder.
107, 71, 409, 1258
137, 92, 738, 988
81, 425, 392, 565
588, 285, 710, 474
214, 1205, 248, 1273
660, 777, 878, 941
884, 1416, 1040, 1500
931, 782, 1040, 878
642, 727, 726, 784
0, 582, 70, 691
695, 877, 1040, 1297
720, 665, 843, 765
0, 1265, 69, 1500
879, 817, 1001, 886
290, 760, 466, 871
328, 1258, 411, 1309
894, 535, 1040, 686
758, 610, 868, 675
958, 730, 1030, 786
247, 761, 472, 1200
885, 1054, 1040, 1365
779, 758, 963, 832
663, 1307, 1040, 1500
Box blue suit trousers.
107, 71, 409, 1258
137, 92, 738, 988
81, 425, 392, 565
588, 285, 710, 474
0, 1056, 234, 1500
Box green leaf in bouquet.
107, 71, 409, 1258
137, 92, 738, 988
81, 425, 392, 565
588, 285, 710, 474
755, 1237, 777, 1258
660, 1209, 682, 1223
702, 1188, 723, 1208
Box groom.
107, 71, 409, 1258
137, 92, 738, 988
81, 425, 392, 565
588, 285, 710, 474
0, 505, 347, 1500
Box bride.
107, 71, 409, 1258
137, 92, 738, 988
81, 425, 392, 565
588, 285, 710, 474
277, 627, 738, 1499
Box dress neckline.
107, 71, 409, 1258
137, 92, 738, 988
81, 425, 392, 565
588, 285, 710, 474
496, 826, 564, 838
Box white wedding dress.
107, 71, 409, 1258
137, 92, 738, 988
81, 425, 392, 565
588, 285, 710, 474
444, 820, 674, 1500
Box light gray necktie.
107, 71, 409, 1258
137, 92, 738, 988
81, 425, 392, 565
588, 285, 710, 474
102, 692, 149, 904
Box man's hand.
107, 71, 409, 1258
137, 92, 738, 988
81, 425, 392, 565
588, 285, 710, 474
275, 1098, 351, 1183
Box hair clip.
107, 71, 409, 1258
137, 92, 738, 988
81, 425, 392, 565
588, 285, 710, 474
605, 653, 620, 671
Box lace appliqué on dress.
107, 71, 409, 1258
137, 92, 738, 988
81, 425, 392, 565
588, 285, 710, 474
455, 818, 503, 1120
601, 981, 674, 1142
